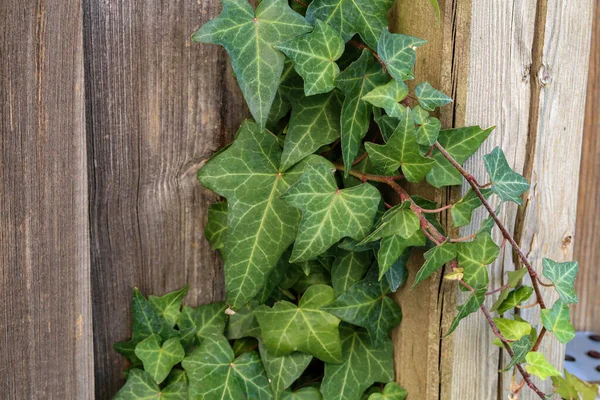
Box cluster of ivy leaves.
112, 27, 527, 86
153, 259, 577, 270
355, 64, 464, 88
112, 0, 597, 399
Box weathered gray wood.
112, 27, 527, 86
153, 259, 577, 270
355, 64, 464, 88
83, 0, 246, 397
0, 0, 94, 398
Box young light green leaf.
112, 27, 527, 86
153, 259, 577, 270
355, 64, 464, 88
281, 91, 343, 171
416, 117, 441, 147
553, 370, 599, 400
281, 387, 323, 400
446, 286, 486, 336
336, 50, 389, 171
451, 188, 492, 228
368, 382, 408, 400
306, 0, 394, 48
259, 342, 312, 398
377, 30, 427, 81
426, 126, 494, 187
365, 108, 434, 181
501, 335, 533, 372
415, 82, 452, 111
507, 268, 528, 288
114, 369, 187, 400
429, 0, 441, 20
255, 285, 343, 362
483, 147, 529, 205
134, 335, 185, 384
331, 249, 373, 296
281, 164, 381, 262
456, 233, 499, 290
362, 80, 408, 119
198, 121, 330, 308
495, 286, 534, 315
493, 318, 532, 341
542, 258, 579, 304
206, 202, 228, 251
193, 0, 311, 128
183, 335, 273, 400
276, 20, 345, 96
324, 269, 402, 343
321, 325, 394, 400
525, 352, 561, 381
178, 302, 227, 348
541, 299, 576, 344
412, 243, 457, 289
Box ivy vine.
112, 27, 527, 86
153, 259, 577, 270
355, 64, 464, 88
113, 0, 597, 399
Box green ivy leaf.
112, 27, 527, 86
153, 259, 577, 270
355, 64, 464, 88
321, 325, 394, 400
306, 0, 394, 48
501, 335, 533, 372
331, 249, 373, 296
336, 50, 389, 171
525, 352, 561, 381
378, 31, 427, 81
456, 233, 499, 290
416, 117, 441, 147
193, 0, 311, 128
541, 299, 576, 344
281, 387, 323, 400
365, 108, 434, 181
362, 80, 408, 119
255, 285, 343, 362
368, 382, 408, 400
507, 268, 528, 288
178, 302, 227, 348
411, 106, 430, 125
495, 286, 534, 315
429, 0, 441, 20
281, 164, 381, 262
415, 82, 452, 111
226, 301, 261, 340
426, 126, 494, 187
542, 258, 579, 304
259, 342, 312, 398
360, 203, 420, 243
206, 202, 228, 251
281, 91, 343, 171
450, 188, 492, 228
446, 286, 486, 336
165, 369, 188, 386
553, 370, 599, 400
483, 147, 529, 205
147, 286, 188, 329
233, 337, 259, 357
385, 250, 411, 292
183, 335, 273, 400
412, 243, 457, 289
378, 232, 425, 280
276, 20, 345, 96
198, 121, 330, 308
114, 369, 187, 400
373, 108, 399, 142
493, 318, 532, 341
129, 288, 179, 344
324, 269, 402, 342
134, 335, 185, 384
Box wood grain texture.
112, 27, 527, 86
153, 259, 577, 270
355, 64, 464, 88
83, 0, 247, 397
0, 0, 94, 398
573, 0, 600, 333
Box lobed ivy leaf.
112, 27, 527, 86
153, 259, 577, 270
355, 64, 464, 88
331, 249, 373, 296
259, 342, 313, 398
178, 302, 227, 348
501, 335, 533, 372
483, 147, 529, 205
542, 258, 579, 304
494, 286, 534, 314
385, 250, 411, 292
306, 0, 394, 48
493, 318, 532, 341
193, 0, 312, 128
553, 370, 599, 400
541, 299, 575, 344
378, 232, 425, 280
182, 335, 273, 399
198, 121, 330, 308
362, 80, 408, 119
360, 202, 420, 244
114, 369, 187, 400
368, 382, 408, 400
255, 285, 343, 362
336, 50, 389, 171
281, 91, 343, 171
446, 286, 486, 336
226, 301, 261, 340
324, 269, 402, 343
373, 108, 399, 142
134, 335, 185, 384
411, 106, 430, 125
276, 20, 345, 96
378, 30, 427, 81
205, 202, 228, 251
281, 163, 381, 262
426, 126, 494, 187
416, 117, 441, 147
321, 325, 394, 400
365, 108, 434, 181
456, 233, 499, 290
525, 352, 561, 381
412, 243, 457, 289
281, 387, 323, 400
414, 82, 452, 111
451, 188, 492, 228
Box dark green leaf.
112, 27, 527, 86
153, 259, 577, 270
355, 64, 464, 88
331, 249, 373, 296
206, 202, 228, 251
542, 258, 579, 304
114, 369, 187, 400
451, 188, 492, 228
385, 250, 411, 292
259, 342, 312, 398
134, 335, 185, 384
412, 243, 457, 289
378, 232, 425, 279
373, 108, 400, 142
227, 301, 261, 340
377, 31, 427, 81
483, 147, 529, 205
178, 302, 227, 348
445, 286, 486, 336
415, 82, 452, 111
456, 233, 499, 290
494, 286, 534, 314
281, 387, 323, 400
501, 335, 532, 372
416, 117, 440, 147
362, 80, 408, 119
131, 288, 179, 343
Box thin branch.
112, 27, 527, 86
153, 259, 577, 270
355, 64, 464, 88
352, 151, 368, 166
536, 276, 555, 287
419, 203, 453, 213
450, 232, 478, 243
516, 301, 539, 309
486, 283, 511, 296
293, 0, 309, 7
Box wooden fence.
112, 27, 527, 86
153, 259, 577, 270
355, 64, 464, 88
0, 0, 596, 399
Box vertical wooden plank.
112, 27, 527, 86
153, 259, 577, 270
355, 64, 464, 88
573, 0, 600, 333
0, 0, 93, 398
83, 0, 246, 397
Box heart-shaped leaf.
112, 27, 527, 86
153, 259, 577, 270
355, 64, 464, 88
456, 233, 499, 290
362, 80, 408, 119
415, 82, 452, 111
525, 352, 561, 381
368, 382, 408, 400
114, 369, 187, 400
483, 147, 529, 205
412, 243, 457, 289
378, 31, 427, 81
541, 299, 575, 344
134, 335, 185, 384
451, 188, 492, 228
542, 258, 579, 304
259, 342, 312, 398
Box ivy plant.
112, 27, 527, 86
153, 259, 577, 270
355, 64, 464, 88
113, 0, 597, 399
